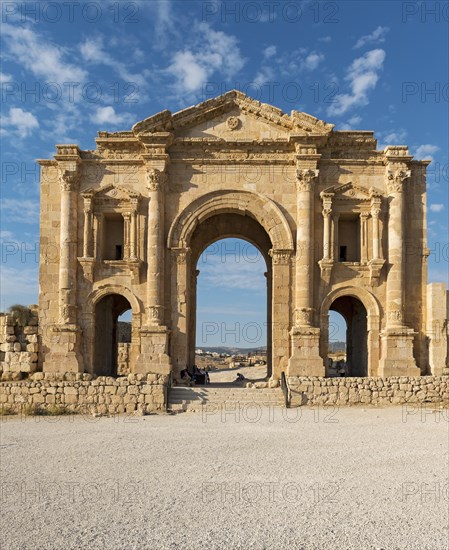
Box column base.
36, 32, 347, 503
43, 324, 84, 374
378, 328, 421, 377
287, 326, 325, 377
134, 325, 171, 375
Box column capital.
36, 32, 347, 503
171, 247, 190, 264
269, 248, 293, 265
360, 211, 370, 220
385, 168, 411, 194
295, 169, 319, 192
59, 167, 80, 192
146, 168, 167, 192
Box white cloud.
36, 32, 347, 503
414, 144, 440, 161
263, 45, 277, 59
1, 24, 87, 83
303, 52, 324, 71
253, 66, 275, 87
167, 23, 245, 94
319, 36, 332, 43
92, 106, 133, 126
3, 107, 39, 138
328, 49, 386, 116
339, 115, 362, 130
382, 129, 407, 143
0, 72, 13, 83
1, 199, 40, 224
354, 26, 390, 49
79, 36, 149, 88
429, 203, 444, 213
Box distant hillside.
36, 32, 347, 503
196, 346, 267, 355
329, 341, 346, 353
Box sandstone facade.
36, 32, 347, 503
35, 90, 448, 384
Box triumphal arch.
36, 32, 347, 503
37, 90, 438, 381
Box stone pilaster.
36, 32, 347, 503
135, 166, 171, 375
287, 167, 324, 377
379, 158, 420, 376
44, 146, 83, 373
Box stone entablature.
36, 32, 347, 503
36, 90, 446, 381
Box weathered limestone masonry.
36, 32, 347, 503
0, 311, 39, 378
0, 373, 167, 415
288, 376, 449, 407
2, 89, 443, 413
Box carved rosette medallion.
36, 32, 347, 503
226, 116, 240, 130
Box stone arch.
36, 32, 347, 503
167, 189, 294, 252
84, 285, 142, 375
320, 286, 380, 377
167, 190, 293, 381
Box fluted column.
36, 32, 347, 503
294, 169, 318, 327
58, 167, 79, 324
145, 168, 166, 326
331, 212, 339, 261
322, 206, 331, 260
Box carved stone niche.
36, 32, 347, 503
319, 182, 385, 285
78, 184, 142, 283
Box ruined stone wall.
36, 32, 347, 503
0, 373, 167, 415
288, 376, 449, 407
0, 313, 39, 379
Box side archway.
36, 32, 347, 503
320, 286, 380, 377
83, 285, 143, 375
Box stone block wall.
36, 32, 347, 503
0, 373, 168, 415
288, 376, 449, 407
0, 312, 39, 379
427, 284, 449, 376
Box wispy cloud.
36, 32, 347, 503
328, 49, 386, 116
79, 35, 150, 88
1, 199, 40, 224
414, 144, 440, 161
429, 203, 444, 213
2, 107, 39, 138
354, 26, 389, 49
167, 22, 245, 95
92, 106, 134, 127
1, 23, 87, 83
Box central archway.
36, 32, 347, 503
168, 190, 294, 381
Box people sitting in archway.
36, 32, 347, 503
337, 361, 347, 377
180, 368, 193, 386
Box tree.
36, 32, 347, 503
7, 304, 33, 327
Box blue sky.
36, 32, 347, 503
1, 0, 447, 346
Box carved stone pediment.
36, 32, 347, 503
323, 182, 371, 202
88, 184, 140, 211
132, 90, 333, 140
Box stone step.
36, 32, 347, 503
168, 386, 285, 412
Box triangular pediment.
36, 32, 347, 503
87, 184, 140, 202
132, 90, 334, 140
324, 182, 371, 201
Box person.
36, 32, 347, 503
338, 361, 346, 377
180, 368, 192, 386
234, 373, 245, 384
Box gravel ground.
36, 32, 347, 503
1, 406, 448, 550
